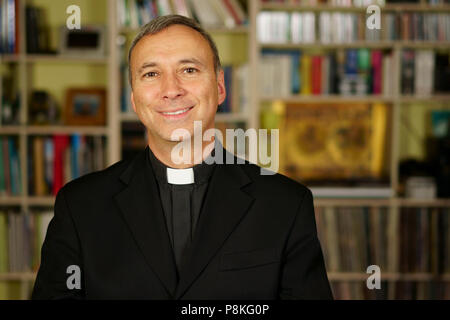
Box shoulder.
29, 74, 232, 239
234, 157, 312, 206
59, 156, 133, 198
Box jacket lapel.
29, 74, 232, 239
114, 148, 178, 297
175, 149, 255, 299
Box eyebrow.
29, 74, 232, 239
137, 58, 206, 74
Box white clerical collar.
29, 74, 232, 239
166, 167, 194, 185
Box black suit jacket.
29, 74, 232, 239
32, 146, 332, 300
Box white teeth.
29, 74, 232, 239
163, 107, 191, 115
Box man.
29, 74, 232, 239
32, 15, 332, 300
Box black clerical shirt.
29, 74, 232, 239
147, 147, 216, 272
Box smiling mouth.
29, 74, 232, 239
160, 106, 194, 116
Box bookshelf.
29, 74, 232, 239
250, 0, 450, 299
0, 0, 449, 299
0, 0, 251, 299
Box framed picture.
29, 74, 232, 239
64, 88, 106, 126
59, 25, 106, 58
280, 102, 390, 184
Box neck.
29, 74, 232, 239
148, 135, 215, 169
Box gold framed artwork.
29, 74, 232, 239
64, 88, 106, 126
279, 102, 389, 183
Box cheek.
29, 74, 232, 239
196, 81, 219, 105
134, 86, 156, 108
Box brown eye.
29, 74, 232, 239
184, 67, 197, 74
144, 71, 158, 78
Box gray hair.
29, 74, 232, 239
128, 15, 222, 86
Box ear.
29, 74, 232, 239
131, 91, 137, 113
216, 69, 226, 106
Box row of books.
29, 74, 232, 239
331, 281, 450, 300
399, 207, 450, 273
0, 0, 19, 54
259, 49, 394, 96
218, 64, 250, 113
385, 13, 450, 42
257, 11, 450, 44
401, 50, 450, 95
281, 0, 450, 5
117, 0, 247, 29
0, 210, 52, 274
25, 5, 51, 54
0, 136, 21, 196
315, 207, 450, 274
28, 135, 106, 196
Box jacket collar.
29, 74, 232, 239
114, 144, 254, 299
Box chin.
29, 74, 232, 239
164, 129, 193, 142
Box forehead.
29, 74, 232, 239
131, 25, 214, 67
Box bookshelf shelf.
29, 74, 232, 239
26, 126, 109, 136
397, 42, 450, 49
260, 95, 450, 104
259, 4, 450, 12
260, 42, 397, 49
0, 196, 56, 207
395, 198, 450, 207
260, 95, 396, 103
120, 112, 249, 123
0, 196, 24, 206
399, 95, 450, 103
327, 272, 450, 282
26, 196, 55, 207
260, 42, 450, 50
0, 126, 110, 135
0, 272, 36, 281
315, 198, 450, 207
0, 54, 21, 62
0, 126, 25, 134
24, 55, 109, 64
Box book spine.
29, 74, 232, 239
371, 50, 382, 95
311, 55, 322, 95
401, 50, 415, 95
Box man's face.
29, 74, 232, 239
130, 25, 226, 144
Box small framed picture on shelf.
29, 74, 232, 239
59, 25, 106, 58
64, 88, 106, 126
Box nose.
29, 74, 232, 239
161, 72, 185, 100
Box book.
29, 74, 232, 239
208, 0, 236, 28
0, 211, 8, 299
188, 0, 222, 28
371, 50, 382, 94
434, 52, 450, 93
401, 49, 415, 94
300, 54, 311, 95
0, 137, 4, 195
311, 55, 322, 95
33, 137, 46, 196
414, 50, 434, 95
2, 137, 11, 195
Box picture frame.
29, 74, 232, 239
59, 25, 106, 58
280, 102, 389, 184
64, 88, 106, 126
